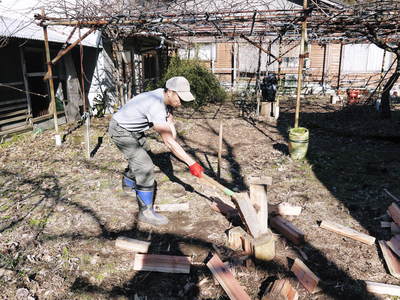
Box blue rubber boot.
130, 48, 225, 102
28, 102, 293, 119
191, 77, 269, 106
122, 174, 136, 195
136, 186, 169, 226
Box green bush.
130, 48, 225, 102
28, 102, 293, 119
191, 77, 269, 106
159, 56, 226, 107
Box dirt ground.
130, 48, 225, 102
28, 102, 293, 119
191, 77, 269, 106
1, 96, 400, 300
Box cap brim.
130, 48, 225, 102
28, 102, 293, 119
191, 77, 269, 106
177, 91, 195, 102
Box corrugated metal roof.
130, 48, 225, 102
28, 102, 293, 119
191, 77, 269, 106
0, 15, 100, 47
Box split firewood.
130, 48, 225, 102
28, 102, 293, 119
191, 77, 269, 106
392, 222, 400, 235
319, 220, 375, 245
387, 235, 400, 257
262, 279, 299, 300
270, 216, 304, 245
154, 203, 189, 212
269, 202, 302, 216
133, 254, 191, 274
378, 240, 400, 278
388, 203, 400, 226
206, 253, 251, 300
365, 281, 400, 297
115, 236, 150, 253
291, 258, 320, 294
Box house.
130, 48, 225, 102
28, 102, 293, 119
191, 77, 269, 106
0, 15, 102, 136
175, 0, 396, 95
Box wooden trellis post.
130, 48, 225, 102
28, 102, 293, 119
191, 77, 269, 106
294, 0, 308, 128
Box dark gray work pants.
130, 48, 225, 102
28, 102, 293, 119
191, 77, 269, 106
108, 118, 155, 188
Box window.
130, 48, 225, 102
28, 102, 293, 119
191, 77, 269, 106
178, 43, 215, 61
342, 44, 393, 73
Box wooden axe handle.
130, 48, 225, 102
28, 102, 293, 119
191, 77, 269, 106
200, 174, 235, 197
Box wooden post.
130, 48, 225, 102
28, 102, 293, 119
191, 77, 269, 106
218, 121, 223, 179
294, 0, 308, 128
42, 9, 60, 145
19, 47, 32, 125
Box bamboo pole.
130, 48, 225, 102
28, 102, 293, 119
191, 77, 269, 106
42, 9, 61, 146
79, 28, 91, 159
217, 121, 223, 179
294, 0, 308, 128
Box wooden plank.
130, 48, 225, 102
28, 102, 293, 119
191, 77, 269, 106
115, 236, 150, 253
365, 281, 400, 297
388, 203, 400, 225
206, 254, 251, 300
386, 235, 400, 257
0, 109, 28, 118
0, 103, 27, 113
228, 226, 247, 250
0, 114, 29, 125
270, 216, 304, 245
154, 203, 189, 212
0, 124, 32, 136
262, 279, 299, 300
319, 220, 375, 245
392, 222, 400, 235
232, 192, 266, 238
0, 98, 27, 106
291, 258, 320, 294
133, 254, 191, 274
249, 183, 268, 231
0, 81, 24, 86
378, 240, 400, 278
269, 202, 302, 216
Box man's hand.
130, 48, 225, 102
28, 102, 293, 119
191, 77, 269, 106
189, 162, 204, 178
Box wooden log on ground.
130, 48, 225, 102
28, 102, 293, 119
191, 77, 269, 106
262, 279, 299, 300
206, 254, 251, 300
388, 202, 400, 226
291, 258, 320, 294
319, 220, 375, 245
133, 254, 191, 274
365, 281, 400, 297
270, 216, 304, 245
378, 240, 400, 278
115, 236, 150, 253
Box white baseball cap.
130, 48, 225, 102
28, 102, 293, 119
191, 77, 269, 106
165, 76, 195, 102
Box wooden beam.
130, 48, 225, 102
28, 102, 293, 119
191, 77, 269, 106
262, 279, 299, 300
0, 114, 29, 125
247, 175, 273, 186
115, 236, 150, 253
133, 254, 191, 274
378, 240, 400, 278
319, 220, 375, 245
207, 254, 251, 300
270, 216, 304, 245
388, 203, 400, 225
291, 258, 319, 294
365, 281, 400, 297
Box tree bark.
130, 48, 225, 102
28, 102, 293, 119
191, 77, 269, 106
380, 55, 400, 119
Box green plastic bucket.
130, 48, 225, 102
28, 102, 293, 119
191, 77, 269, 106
288, 127, 309, 160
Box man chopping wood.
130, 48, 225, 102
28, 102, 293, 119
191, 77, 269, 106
108, 76, 204, 226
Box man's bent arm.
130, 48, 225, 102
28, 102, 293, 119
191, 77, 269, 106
153, 123, 196, 166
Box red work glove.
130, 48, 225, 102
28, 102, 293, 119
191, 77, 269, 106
189, 162, 204, 178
